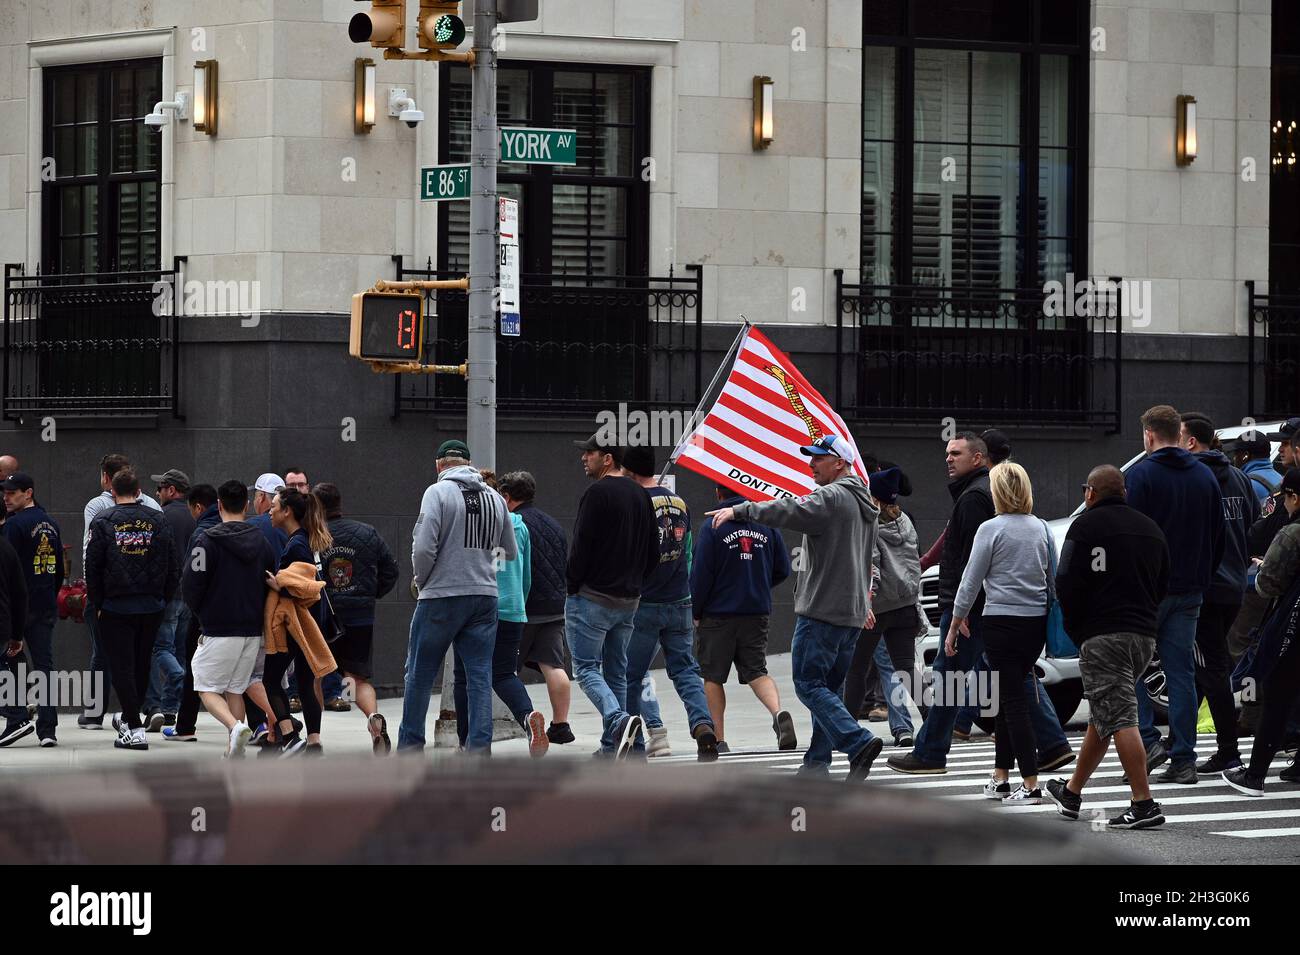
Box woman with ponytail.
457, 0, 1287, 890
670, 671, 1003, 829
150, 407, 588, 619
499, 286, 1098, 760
265, 488, 334, 754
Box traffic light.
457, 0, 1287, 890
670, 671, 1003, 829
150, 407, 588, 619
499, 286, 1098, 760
349, 0, 407, 49
418, 1, 466, 51
349, 290, 425, 361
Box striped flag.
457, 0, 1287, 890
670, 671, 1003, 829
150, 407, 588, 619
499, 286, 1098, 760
670, 326, 865, 501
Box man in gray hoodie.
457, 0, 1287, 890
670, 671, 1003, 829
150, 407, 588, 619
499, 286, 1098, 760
397, 439, 517, 752
708, 433, 885, 780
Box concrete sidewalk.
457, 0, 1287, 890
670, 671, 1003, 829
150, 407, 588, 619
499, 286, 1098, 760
0, 653, 939, 771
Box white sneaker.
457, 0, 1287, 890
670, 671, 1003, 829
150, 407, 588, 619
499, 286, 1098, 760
982, 775, 1012, 800
227, 721, 252, 759
646, 726, 672, 758
1002, 783, 1043, 804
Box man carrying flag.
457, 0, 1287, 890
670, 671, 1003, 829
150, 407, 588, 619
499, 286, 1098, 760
708, 433, 884, 781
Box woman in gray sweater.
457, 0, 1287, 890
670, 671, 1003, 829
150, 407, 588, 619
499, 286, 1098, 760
948, 462, 1053, 803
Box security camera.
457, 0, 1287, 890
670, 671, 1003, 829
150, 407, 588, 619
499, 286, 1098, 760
388, 89, 422, 128
143, 92, 189, 131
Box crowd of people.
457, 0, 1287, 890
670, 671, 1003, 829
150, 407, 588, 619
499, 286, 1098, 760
1, 403, 1298, 828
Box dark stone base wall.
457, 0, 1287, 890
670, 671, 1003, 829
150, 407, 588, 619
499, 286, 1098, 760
0, 314, 1257, 692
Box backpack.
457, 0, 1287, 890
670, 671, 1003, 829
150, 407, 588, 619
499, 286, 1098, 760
1248, 470, 1280, 495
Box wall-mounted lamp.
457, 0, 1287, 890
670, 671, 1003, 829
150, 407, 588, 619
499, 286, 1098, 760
1176, 94, 1197, 167
144, 91, 189, 129
355, 58, 376, 135
193, 60, 218, 135
753, 75, 774, 150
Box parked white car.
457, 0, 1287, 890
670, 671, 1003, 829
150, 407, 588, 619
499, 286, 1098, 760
914, 420, 1281, 727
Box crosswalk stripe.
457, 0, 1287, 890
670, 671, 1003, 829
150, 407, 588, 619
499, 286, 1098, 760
1209, 827, 1300, 838
1164, 810, 1300, 824
948, 791, 1300, 811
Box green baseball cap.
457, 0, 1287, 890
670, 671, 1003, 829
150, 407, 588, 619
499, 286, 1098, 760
436, 439, 471, 460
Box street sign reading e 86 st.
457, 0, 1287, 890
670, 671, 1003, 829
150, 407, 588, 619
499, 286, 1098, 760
349, 290, 425, 361
421, 163, 471, 201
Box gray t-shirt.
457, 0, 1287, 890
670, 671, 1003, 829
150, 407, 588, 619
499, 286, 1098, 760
953, 513, 1053, 618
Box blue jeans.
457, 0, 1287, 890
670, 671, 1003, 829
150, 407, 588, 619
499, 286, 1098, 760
1137, 592, 1203, 766
143, 598, 188, 715
452, 619, 535, 746
1, 609, 58, 735
397, 595, 497, 752
565, 594, 636, 752
625, 601, 714, 738
874, 641, 915, 737
913, 609, 985, 766
794, 616, 876, 769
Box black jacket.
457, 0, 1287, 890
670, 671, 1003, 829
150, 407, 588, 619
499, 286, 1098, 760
0, 536, 27, 644
516, 502, 567, 617
1249, 491, 1289, 559
937, 468, 994, 612
1194, 450, 1260, 605
1055, 497, 1170, 644
161, 499, 197, 565
183, 520, 278, 636
187, 503, 221, 554
85, 502, 180, 610
566, 475, 659, 598
1, 505, 64, 614
320, 516, 399, 625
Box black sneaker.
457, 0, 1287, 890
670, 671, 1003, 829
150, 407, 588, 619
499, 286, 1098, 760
1222, 766, 1265, 797
886, 752, 947, 775
1108, 800, 1165, 829
1145, 740, 1169, 772
145, 711, 165, 733
277, 733, 307, 758
847, 737, 885, 781
304, 742, 324, 757
613, 715, 642, 760
893, 731, 914, 748
1281, 758, 1300, 783
716, 741, 731, 754
1196, 752, 1243, 775
1038, 746, 1076, 772
694, 724, 720, 762
773, 710, 797, 750
1157, 762, 1198, 785
163, 713, 176, 727
289, 696, 303, 714
1045, 778, 1082, 820
546, 722, 575, 745
0, 720, 35, 747
76, 715, 104, 731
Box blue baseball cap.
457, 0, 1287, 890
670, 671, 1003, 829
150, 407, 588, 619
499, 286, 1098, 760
799, 434, 857, 466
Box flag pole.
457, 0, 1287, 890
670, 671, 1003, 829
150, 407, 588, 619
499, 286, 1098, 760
656, 316, 753, 486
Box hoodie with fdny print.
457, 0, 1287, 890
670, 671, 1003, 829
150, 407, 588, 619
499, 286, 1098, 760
412, 465, 517, 600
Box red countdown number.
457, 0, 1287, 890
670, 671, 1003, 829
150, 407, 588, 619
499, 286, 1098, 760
397, 308, 417, 351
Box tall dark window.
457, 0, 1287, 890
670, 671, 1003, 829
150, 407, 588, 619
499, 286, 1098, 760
41, 59, 162, 275
862, 0, 1087, 292
1272, 0, 1300, 293
437, 61, 651, 278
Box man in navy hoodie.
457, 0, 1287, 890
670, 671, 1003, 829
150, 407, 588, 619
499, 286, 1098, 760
182, 480, 278, 758
0, 473, 62, 746
1125, 405, 1224, 784
1180, 414, 1259, 775
164, 484, 220, 741
691, 484, 794, 751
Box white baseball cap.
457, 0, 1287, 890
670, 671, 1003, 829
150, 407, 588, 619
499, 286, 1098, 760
798, 434, 857, 466
252, 473, 285, 495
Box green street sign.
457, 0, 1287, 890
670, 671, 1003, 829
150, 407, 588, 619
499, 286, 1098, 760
499, 127, 577, 165
420, 163, 471, 201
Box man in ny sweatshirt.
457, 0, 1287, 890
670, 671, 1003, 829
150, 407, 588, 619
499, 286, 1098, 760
398, 439, 516, 752
1180, 413, 1259, 776
709, 433, 884, 781
1125, 405, 1224, 784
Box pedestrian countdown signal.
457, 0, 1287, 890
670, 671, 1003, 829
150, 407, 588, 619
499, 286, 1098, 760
349, 290, 425, 362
